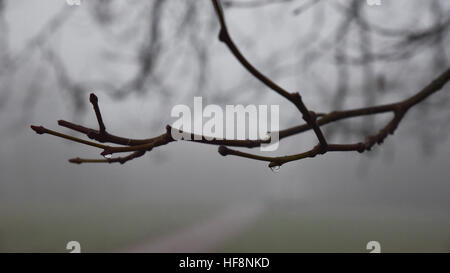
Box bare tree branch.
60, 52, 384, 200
30, 0, 450, 168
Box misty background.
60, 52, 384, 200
0, 0, 449, 252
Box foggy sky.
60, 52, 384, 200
0, 0, 449, 252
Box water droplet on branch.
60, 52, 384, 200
270, 165, 281, 173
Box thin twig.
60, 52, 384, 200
89, 93, 106, 134
211, 0, 328, 150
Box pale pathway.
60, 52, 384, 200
120, 201, 265, 253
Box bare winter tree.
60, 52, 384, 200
27, 0, 450, 169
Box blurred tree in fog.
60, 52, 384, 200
1, 0, 449, 151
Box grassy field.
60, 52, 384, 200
3, 199, 449, 253
0, 201, 219, 252
217, 202, 450, 253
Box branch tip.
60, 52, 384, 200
30, 125, 46, 135
88, 93, 106, 133
89, 93, 98, 104
69, 158, 82, 165
165, 124, 173, 134
218, 145, 229, 156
